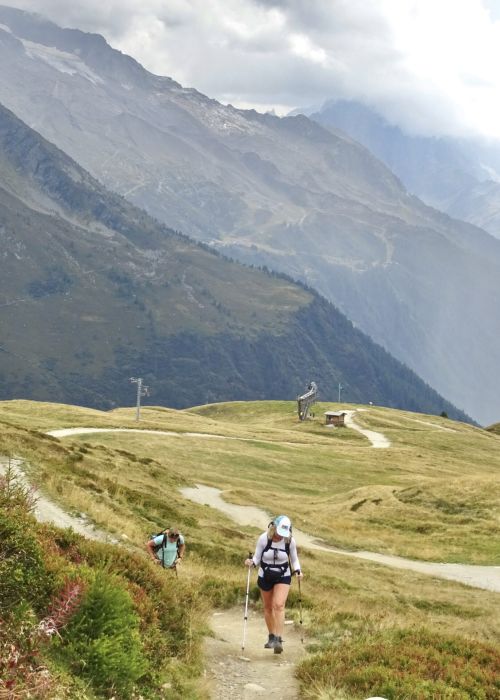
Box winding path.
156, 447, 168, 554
4, 416, 494, 700
181, 484, 500, 594
7, 421, 499, 593
47, 408, 390, 449
344, 410, 391, 447
0, 457, 116, 542
0, 454, 305, 699
47, 427, 239, 440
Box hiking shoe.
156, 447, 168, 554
273, 636, 283, 654
264, 634, 277, 649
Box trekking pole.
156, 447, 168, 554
241, 552, 253, 651
298, 576, 304, 644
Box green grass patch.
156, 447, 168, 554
297, 627, 500, 699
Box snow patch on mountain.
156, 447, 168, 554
21, 38, 104, 85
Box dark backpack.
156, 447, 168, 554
151, 530, 182, 567
260, 538, 291, 583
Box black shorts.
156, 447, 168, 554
258, 575, 292, 591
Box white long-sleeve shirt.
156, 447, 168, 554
252, 532, 300, 578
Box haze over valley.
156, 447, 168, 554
1, 6, 500, 423
2, 5, 500, 699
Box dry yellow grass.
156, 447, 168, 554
2, 399, 500, 562
1, 398, 500, 654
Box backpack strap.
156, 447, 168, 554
263, 538, 290, 555
160, 533, 167, 568
160, 531, 183, 568
260, 538, 291, 577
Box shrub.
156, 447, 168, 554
53, 569, 148, 698
0, 463, 37, 514
198, 577, 242, 607
0, 605, 54, 699
75, 542, 206, 659
27, 266, 72, 298
0, 579, 86, 699
297, 627, 500, 699
0, 471, 51, 613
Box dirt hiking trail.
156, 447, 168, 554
181, 484, 500, 593
1, 454, 306, 698
48, 408, 391, 448
344, 409, 391, 447
204, 606, 305, 699
0, 457, 116, 542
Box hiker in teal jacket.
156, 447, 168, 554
146, 527, 185, 568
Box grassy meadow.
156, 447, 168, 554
1, 398, 500, 698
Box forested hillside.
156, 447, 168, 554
0, 6, 499, 423
0, 103, 467, 419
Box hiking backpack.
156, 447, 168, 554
260, 537, 291, 583
150, 529, 182, 565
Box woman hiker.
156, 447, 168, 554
146, 527, 185, 568
245, 514, 303, 654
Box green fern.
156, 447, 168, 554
54, 569, 148, 698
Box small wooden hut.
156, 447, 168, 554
324, 410, 346, 427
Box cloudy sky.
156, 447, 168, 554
7, 0, 500, 141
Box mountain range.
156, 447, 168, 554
304, 99, 500, 240
0, 5, 499, 423
0, 100, 463, 417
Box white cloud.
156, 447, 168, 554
6, 0, 500, 141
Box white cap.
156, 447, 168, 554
274, 515, 291, 537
